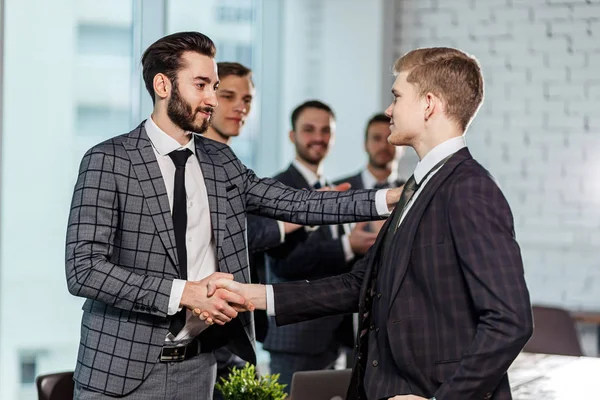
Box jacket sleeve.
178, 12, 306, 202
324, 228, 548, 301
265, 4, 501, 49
65, 148, 172, 318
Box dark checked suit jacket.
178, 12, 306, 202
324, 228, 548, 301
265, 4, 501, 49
263, 164, 357, 355
272, 148, 533, 400
65, 122, 380, 396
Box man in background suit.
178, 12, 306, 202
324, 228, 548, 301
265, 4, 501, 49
209, 47, 533, 400
338, 113, 405, 191
263, 100, 379, 389
65, 32, 402, 399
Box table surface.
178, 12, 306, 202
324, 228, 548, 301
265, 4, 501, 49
508, 352, 600, 399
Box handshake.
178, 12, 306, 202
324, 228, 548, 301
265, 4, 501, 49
177, 185, 405, 326
180, 272, 265, 326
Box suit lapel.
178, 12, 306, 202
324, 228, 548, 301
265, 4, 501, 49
195, 137, 227, 253
384, 148, 472, 312
286, 164, 311, 189
357, 214, 394, 311
123, 123, 179, 269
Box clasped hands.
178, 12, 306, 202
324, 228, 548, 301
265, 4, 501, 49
180, 272, 255, 326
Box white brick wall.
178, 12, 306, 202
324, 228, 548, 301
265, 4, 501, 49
393, 0, 600, 310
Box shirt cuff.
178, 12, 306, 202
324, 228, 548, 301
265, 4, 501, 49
277, 220, 286, 243
341, 234, 355, 262
304, 225, 319, 233
168, 279, 186, 315
266, 285, 276, 316
375, 189, 391, 216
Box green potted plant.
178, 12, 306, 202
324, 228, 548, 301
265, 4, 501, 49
215, 362, 288, 400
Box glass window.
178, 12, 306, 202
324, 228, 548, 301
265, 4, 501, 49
167, 0, 261, 170
0, 1, 135, 399
19, 355, 36, 385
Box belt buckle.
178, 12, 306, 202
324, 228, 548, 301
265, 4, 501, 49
160, 345, 187, 362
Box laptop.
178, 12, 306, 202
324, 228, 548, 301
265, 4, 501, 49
288, 369, 352, 400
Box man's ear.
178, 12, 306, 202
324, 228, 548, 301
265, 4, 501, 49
288, 130, 296, 144
424, 92, 437, 121
153, 73, 171, 101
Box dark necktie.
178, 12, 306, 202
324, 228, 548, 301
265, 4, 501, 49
383, 174, 419, 244
168, 148, 193, 336
373, 181, 390, 190
312, 181, 322, 190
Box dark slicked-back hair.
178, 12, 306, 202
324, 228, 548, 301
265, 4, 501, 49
142, 31, 216, 104
364, 113, 390, 141
290, 100, 335, 131
217, 62, 254, 86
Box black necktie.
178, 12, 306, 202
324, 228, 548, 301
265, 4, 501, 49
373, 181, 391, 190
168, 148, 193, 336
313, 181, 322, 190
384, 174, 419, 241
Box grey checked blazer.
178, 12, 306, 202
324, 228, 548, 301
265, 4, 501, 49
65, 122, 380, 396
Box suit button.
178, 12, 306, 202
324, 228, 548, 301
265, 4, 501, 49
369, 324, 375, 330
372, 360, 378, 367
134, 304, 140, 310
375, 327, 379, 333
152, 306, 158, 312
377, 293, 382, 299
483, 393, 492, 399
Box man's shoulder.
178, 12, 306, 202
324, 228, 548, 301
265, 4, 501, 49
334, 171, 362, 186
200, 135, 231, 152
85, 133, 130, 158
446, 157, 505, 200
453, 157, 496, 183
273, 164, 297, 186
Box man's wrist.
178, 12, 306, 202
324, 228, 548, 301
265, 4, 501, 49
247, 284, 267, 310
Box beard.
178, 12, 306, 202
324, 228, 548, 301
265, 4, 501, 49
296, 143, 328, 166
167, 84, 213, 134
369, 151, 395, 169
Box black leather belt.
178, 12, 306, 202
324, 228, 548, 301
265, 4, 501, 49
159, 337, 218, 363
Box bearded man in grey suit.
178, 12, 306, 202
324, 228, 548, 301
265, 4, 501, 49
65, 31, 402, 399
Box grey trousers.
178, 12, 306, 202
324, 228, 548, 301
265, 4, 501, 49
74, 352, 217, 400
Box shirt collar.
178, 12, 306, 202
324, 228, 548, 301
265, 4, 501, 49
144, 116, 196, 156
361, 167, 399, 189
413, 136, 467, 184
292, 159, 325, 187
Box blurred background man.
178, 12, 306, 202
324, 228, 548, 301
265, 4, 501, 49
263, 100, 379, 389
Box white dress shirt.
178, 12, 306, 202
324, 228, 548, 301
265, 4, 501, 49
396, 136, 467, 228
360, 168, 399, 190
145, 117, 217, 343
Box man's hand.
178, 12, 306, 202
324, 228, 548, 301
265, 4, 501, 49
194, 280, 268, 325
180, 272, 254, 326
385, 185, 405, 211
349, 221, 378, 255
388, 396, 428, 400
283, 222, 302, 234
367, 219, 387, 234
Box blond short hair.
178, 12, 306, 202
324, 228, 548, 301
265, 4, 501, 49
394, 47, 484, 131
